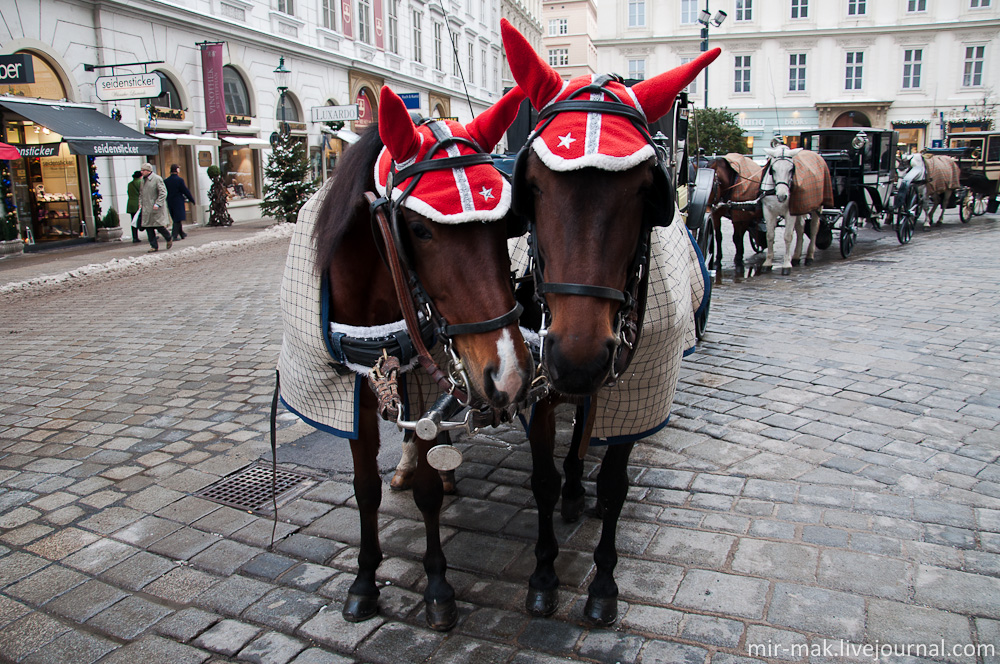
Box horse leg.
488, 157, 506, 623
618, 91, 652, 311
712, 211, 724, 284
390, 433, 417, 491
781, 213, 796, 275
936, 192, 949, 225
561, 404, 588, 522
412, 431, 457, 631
790, 215, 804, 268
805, 211, 821, 266
583, 441, 635, 626
762, 207, 776, 271
344, 389, 384, 622
526, 396, 562, 617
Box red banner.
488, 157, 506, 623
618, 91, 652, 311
356, 89, 372, 129
341, 0, 353, 38
374, 0, 384, 50
200, 44, 227, 132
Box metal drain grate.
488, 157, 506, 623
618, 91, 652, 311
197, 463, 316, 513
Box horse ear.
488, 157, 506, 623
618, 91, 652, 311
631, 49, 721, 123
466, 86, 526, 153
501, 18, 564, 109
378, 86, 421, 162
764, 148, 777, 158
789, 148, 803, 157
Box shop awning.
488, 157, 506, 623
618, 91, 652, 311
222, 136, 273, 149
0, 142, 20, 159
148, 132, 222, 147
0, 98, 158, 156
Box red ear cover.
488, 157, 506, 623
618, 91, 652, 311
466, 86, 527, 153
501, 18, 564, 109
632, 49, 721, 123
378, 86, 421, 162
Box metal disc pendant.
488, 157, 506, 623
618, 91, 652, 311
426, 444, 463, 472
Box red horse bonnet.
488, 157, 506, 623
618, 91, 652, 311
500, 18, 719, 172
375, 85, 525, 224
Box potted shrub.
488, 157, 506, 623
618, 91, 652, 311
207, 165, 233, 226
96, 207, 123, 242
0, 212, 23, 258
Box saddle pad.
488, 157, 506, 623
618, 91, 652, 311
790, 150, 834, 216
724, 153, 762, 203
510, 210, 707, 444
277, 181, 441, 438
924, 155, 960, 195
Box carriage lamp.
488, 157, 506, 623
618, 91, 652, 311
852, 131, 869, 150
274, 56, 291, 135
698, 4, 727, 109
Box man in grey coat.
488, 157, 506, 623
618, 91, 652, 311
139, 162, 172, 253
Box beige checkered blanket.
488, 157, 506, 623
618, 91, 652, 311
724, 153, 763, 203
790, 150, 834, 216
924, 155, 960, 195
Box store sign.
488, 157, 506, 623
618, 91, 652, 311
201, 43, 227, 132
95, 73, 162, 101
226, 114, 253, 126
11, 143, 59, 157
152, 106, 185, 120
398, 93, 420, 110
0, 54, 34, 85
355, 90, 372, 129
310, 104, 359, 122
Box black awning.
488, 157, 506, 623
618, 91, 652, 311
0, 98, 158, 157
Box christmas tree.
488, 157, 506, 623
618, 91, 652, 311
260, 132, 318, 224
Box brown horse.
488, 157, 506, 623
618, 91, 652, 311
703, 155, 767, 281
503, 19, 718, 626
279, 86, 533, 631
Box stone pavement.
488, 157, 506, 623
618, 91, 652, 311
0, 210, 998, 664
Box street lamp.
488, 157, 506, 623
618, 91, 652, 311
697, 3, 727, 109
274, 56, 291, 135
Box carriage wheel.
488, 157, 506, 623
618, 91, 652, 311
896, 212, 914, 245
839, 201, 858, 259
748, 223, 767, 254
694, 221, 714, 340
973, 192, 989, 216
959, 190, 974, 223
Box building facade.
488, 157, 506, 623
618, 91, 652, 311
502, 0, 544, 89
0, 0, 507, 249
594, 0, 1000, 155
540, 0, 598, 80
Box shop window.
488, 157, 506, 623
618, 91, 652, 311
220, 144, 259, 200
223, 66, 250, 116
1, 52, 67, 100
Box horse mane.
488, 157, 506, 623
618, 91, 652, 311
313, 124, 384, 272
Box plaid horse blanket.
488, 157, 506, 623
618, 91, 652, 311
510, 215, 708, 444
724, 153, 762, 202
923, 155, 960, 195
790, 150, 834, 216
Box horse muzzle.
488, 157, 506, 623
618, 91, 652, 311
543, 333, 616, 396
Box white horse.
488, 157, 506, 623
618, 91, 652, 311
761, 146, 824, 276
897, 152, 958, 226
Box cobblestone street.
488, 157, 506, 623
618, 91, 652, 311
0, 213, 998, 664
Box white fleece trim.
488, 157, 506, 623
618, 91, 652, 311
396, 178, 512, 224
539, 80, 571, 113
531, 137, 655, 173
329, 319, 421, 375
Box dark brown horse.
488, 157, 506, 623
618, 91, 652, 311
285, 86, 533, 630
699, 155, 766, 282
503, 19, 718, 626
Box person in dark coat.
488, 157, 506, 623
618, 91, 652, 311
164, 164, 196, 240
126, 170, 142, 243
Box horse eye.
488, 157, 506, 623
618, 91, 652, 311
409, 222, 433, 240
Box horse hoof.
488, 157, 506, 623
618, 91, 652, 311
804, 258, 813, 266
790, 258, 800, 267
763, 265, 773, 273
525, 587, 559, 617
390, 469, 413, 491
781, 267, 791, 276
583, 594, 618, 626
425, 598, 458, 631
343, 593, 379, 622
561, 495, 585, 523
440, 470, 456, 495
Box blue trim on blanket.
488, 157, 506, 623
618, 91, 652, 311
280, 373, 362, 439
320, 277, 345, 364
520, 399, 671, 447
685, 227, 712, 319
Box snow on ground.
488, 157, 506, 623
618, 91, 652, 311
0, 223, 295, 297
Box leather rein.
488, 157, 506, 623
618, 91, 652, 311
367, 121, 523, 409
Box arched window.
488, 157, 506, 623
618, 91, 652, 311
278, 93, 300, 123
139, 72, 183, 110
223, 66, 250, 116
3, 52, 67, 100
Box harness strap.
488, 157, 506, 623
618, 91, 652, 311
366, 190, 469, 403
538, 282, 626, 303
441, 302, 524, 337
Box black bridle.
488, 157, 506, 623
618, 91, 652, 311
760, 153, 796, 198
518, 75, 668, 383
369, 119, 523, 403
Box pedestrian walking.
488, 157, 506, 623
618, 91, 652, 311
164, 164, 196, 240
127, 170, 142, 243
138, 163, 172, 253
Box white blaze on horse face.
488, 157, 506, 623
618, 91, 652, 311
492, 328, 524, 400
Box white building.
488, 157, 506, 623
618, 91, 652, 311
0, 0, 506, 250
593, 0, 1000, 155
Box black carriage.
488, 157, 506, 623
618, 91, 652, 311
937, 130, 1000, 221
799, 128, 907, 255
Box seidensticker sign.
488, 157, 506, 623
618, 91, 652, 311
0, 54, 34, 84
95, 73, 162, 101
